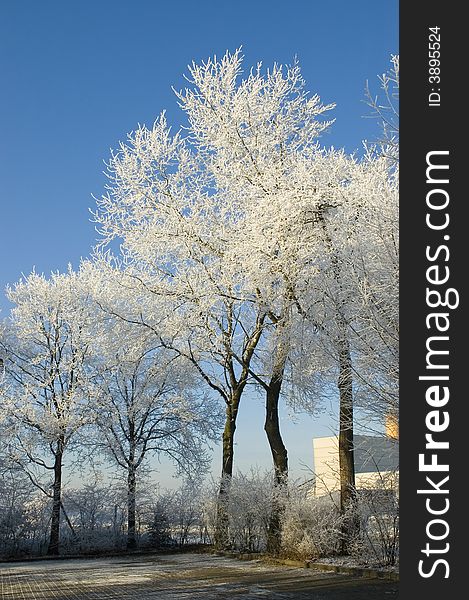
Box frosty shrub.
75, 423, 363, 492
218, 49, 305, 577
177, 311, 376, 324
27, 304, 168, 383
146, 494, 174, 549
226, 470, 273, 552
144, 481, 208, 548
281, 484, 343, 560
199, 481, 219, 546
350, 471, 399, 567
0, 469, 50, 557
199, 470, 273, 552
168, 482, 204, 546
61, 484, 127, 553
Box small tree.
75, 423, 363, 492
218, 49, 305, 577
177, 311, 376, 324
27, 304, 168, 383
146, 491, 174, 549
0, 270, 94, 555
62, 481, 117, 551
86, 315, 220, 549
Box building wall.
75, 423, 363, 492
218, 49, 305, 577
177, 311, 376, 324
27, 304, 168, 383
312, 435, 399, 497
312, 436, 340, 497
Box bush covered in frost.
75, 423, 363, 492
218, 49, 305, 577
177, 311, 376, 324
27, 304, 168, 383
280, 485, 343, 559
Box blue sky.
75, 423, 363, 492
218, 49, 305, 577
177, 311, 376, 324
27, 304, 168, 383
0, 0, 398, 486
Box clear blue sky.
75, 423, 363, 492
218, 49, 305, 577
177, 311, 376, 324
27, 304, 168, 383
0, 0, 398, 487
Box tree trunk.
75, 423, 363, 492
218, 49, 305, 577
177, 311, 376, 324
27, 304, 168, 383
318, 210, 358, 552
127, 463, 137, 550
47, 438, 64, 555
337, 337, 358, 552
215, 396, 240, 549
264, 356, 288, 555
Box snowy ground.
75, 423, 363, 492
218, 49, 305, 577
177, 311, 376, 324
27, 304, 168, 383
0, 552, 398, 599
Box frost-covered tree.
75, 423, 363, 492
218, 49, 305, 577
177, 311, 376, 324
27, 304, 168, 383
85, 245, 266, 549
210, 143, 368, 551
92, 49, 335, 550
263, 57, 399, 549
84, 314, 221, 549
176, 50, 333, 491
341, 154, 399, 430
359, 56, 399, 426
365, 55, 399, 166
0, 270, 94, 555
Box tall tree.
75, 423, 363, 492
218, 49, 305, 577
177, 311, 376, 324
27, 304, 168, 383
286, 150, 398, 549
176, 50, 337, 551
92, 49, 336, 550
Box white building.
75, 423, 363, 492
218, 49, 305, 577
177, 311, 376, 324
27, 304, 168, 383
311, 434, 399, 497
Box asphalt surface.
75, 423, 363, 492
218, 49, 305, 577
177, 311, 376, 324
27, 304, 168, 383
0, 552, 399, 599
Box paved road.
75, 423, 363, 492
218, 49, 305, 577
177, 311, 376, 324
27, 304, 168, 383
0, 553, 398, 599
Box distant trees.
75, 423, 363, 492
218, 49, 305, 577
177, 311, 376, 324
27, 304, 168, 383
0, 464, 50, 556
